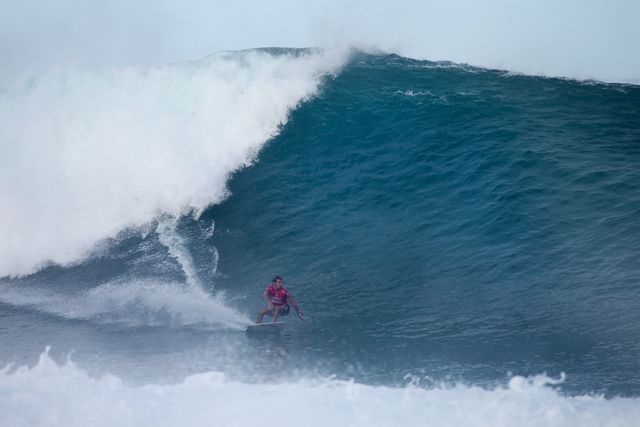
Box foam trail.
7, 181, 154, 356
1, 350, 638, 427
0, 278, 250, 329
0, 48, 348, 278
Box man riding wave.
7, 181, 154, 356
256, 276, 304, 323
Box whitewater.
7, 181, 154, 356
0, 48, 347, 277
1, 349, 638, 427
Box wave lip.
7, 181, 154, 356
1, 350, 639, 427
0, 48, 348, 278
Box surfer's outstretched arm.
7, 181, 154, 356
288, 296, 304, 320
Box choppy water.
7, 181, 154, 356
1, 49, 639, 426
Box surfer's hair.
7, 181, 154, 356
273, 275, 283, 282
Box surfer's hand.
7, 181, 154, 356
297, 311, 305, 321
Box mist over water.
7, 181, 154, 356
1, 1, 639, 85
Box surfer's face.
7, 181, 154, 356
274, 279, 283, 289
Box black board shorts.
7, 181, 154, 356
267, 304, 290, 316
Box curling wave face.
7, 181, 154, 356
0, 48, 347, 277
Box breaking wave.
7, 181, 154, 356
0, 48, 347, 277
1, 349, 638, 427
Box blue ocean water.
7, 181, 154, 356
210, 54, 640, 394
1, 50, 639, 425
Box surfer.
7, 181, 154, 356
256, 276, 304, 324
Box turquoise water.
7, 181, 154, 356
207, 54, 640, 394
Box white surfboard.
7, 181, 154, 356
245, 321, 285, 333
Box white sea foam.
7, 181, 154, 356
394, 89, 434, 97
0, 48, 347, 278
1, 349, 638, 427
156, 215, 210, 291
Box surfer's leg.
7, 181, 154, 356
256, 308, 270, 324
272, 305, 282, 322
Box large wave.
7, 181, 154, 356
0, 48, 347, 278
1, 349, 638, 427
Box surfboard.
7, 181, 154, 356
245, 321, 285, 333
